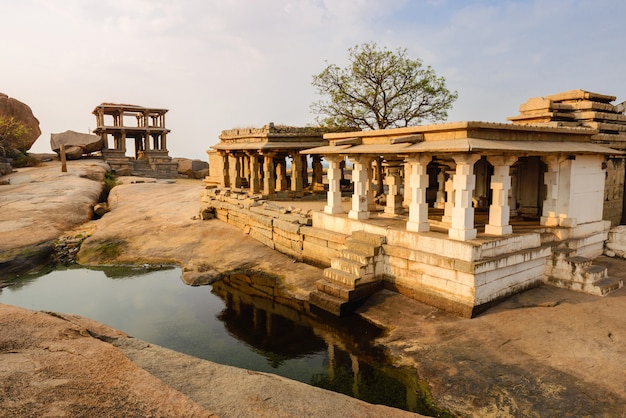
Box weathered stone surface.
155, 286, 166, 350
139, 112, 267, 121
174, 157, 209, 179
0, 93, 41, 151
50, 130, 103, 157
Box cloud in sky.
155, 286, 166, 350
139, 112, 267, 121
2, 0, 625, 158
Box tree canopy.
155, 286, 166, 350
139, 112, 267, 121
0, 116, 31, 157
311, 43, 458, 130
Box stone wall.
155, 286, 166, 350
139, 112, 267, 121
201, 186, 346, 267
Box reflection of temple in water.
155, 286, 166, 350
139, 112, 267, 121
211, 272, 437, 414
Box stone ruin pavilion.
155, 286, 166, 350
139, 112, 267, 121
93, 103, 177, 178
205, 123, 342, 197
202, 90, 626, 317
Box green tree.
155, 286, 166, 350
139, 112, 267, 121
0, 116, 31, 157
311, 42, 458, 130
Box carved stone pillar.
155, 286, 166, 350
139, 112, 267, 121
263, 153, 275, 197
485, 155, 518, 236
448, 154, 481, 241
324, 155, 344, 214
434, 165, 447, 209
312, 156, 323, 185
405, 155, 431, 232
276, 156, 287, 191
384, 160, 404, 215
348, 155, 373, 220
247, 151, 261, 194
221, 152, 230, 188
290, 152, 304, 197
541, 155, 576, 227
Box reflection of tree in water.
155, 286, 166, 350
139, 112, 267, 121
210, 273, 450, 415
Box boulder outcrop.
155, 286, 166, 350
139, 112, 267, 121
50, 130, 103, 159
0, 93, 41, 151
174, 157, 209, 179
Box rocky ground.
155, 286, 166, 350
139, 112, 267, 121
2, 157, 626, 417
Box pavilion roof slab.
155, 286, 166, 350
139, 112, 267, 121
212, 141, 327, 151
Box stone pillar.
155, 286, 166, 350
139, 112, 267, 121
406, 155, 431, 232
276, 156, 287, 191
312, 156, 323, 186
348, 155, 372, 220
434, 165, 447, 209
442, 167, 456, 223
234, 154, 243, 188
448, 154, 481, 241
290, 152, 304, 197
247, 152, 261, 194
263, 153, 275, 197
509, 165, 518, 218
485, 155, 518, 236
301, 155, 309, 188
384, 160, 404, 215
221, 152, 230, 188
367, 160, 376, 211
376, 157, 385, 197
324, 155, 344, 214
541, 155, 576, 227
403, 163, 411, 207
161, 132, 167, 151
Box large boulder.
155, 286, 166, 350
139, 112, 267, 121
175, 158, 209, 179
50, 130, 103, 159
0, 93, 41, 151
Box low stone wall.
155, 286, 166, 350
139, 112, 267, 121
202, 187, 346, 267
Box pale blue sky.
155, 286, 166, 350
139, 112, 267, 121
2, 0, 624, 158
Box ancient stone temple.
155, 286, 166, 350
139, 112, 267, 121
205, 123, 347, 198
201, 91, 626, 318
93, 103, 177, 178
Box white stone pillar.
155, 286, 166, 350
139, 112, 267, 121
509, 165, 518, 218
434, 165, 447, 209
403, 163, 411, 207
325, 155, 344, 214
348, 155, 372, 220
384, 161, 404, 215
485, 155, 518, 235
442, 167, 456, 223
541, 155, 576, 227
449, 154, 481, 241
406, 154, 431, 232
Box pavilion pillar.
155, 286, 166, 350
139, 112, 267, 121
509, 165, 518, 217
403, 163, 411, 206
434, 165, 447, 209
276, 157, 288, 191
405, 155, 431, 232
384, 160, 404, 215
485, 155, 518, 235
247, 152, 261, 194
221, 152, 230, 188
291, 152, 304, 197
312, 156, 323, 186
541, 155, 576, 227
234, 154, 244, 188
376, 157, 385, 196
367, 160, 376, 211
263, 153, 275, 197
301, 155, 309, 188
449, 154, 481, 241
324, 155, 344, 214
442, 167, 456, 223
348, 155, 373, 220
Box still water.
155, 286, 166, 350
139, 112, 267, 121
0, 266, 440, 415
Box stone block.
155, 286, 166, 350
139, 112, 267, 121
303, 241, 339, 266
273, 227, 301, 242
250, 225, 272, 240
249, 228, 275, 249
273, 218, 301, 234
301, 226, 348, 245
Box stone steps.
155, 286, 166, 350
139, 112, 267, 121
547, 254, 623, 296
309, 231, 385, 316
